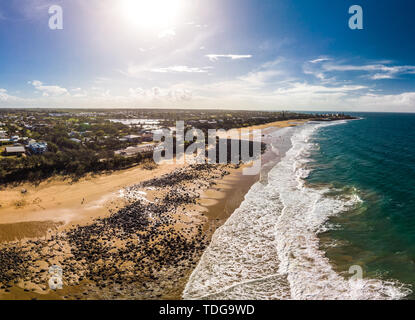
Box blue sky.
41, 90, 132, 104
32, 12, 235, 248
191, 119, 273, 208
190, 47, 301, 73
1, 0, 415, 111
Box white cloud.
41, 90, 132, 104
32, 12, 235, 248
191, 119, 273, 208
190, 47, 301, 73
123, 64, 147, 77
150, 65, 212, 73
129, 87, 146, 98
309, 57, 330, 64
349, 92, 415, 111
158, 29, 176, 39
370, 73, 395, 80
4, 53, 415, 112
304, 57, 415, 82
123, 62, 212, 77
71, 88, 87, 97
322, 63, 415, 80
0, 88, 19, 102
168, 88, 192, 101
303, 69, 327, 81
186, 78, 415, 112
274, 82, 367, 95
94, 77, 111, 84
239, 70, 283, 86
129, 87, 192, 101
89, 86, 111, 98
2, 75, 415, 112
206, 54, 252, 62
29, 80, 69, 97
233, 58, 286, 87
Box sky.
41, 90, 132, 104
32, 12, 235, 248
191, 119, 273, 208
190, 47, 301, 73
1, 0, 415, 112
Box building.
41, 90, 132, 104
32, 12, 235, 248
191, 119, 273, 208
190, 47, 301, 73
115, 144, 155, 157
28, 142, 48, 155
141, 132, 154, 142
5, 146, 25, 156
0, 139, 10, 145
25, 139, 37, 146
123, 135, 141, 143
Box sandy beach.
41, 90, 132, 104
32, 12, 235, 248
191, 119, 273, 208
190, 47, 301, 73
0, 164, 251, 300
0, 161, 183, 241
0, 119, 302, 232
0, 119, 304, 300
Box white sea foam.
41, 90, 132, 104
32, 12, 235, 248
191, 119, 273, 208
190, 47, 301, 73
183, 121, 411, 300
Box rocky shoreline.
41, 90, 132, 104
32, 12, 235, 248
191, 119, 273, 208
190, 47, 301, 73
0, 163, 240, 300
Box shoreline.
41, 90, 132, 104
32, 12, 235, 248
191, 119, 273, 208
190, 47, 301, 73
183, 118, 411, 301
0, 119, 305, 237
0, 119, 304, 300
0, 163, 257, 300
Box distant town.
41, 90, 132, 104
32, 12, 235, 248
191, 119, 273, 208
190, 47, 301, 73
0, 109, 354, 184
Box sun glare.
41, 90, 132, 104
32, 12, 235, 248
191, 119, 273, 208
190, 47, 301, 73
119, 0, 184, 29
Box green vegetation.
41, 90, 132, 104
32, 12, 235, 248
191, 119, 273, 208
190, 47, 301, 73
0, 108, 354, 185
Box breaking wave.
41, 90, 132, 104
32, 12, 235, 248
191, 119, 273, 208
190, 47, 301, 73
183, 121, 411, 300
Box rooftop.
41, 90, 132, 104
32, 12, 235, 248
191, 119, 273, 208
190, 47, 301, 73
6, 146, 25, 153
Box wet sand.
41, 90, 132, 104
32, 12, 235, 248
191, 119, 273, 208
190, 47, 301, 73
0, 221, 63, 243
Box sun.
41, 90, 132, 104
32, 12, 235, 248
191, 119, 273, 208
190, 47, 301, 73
119, 0, 185, 30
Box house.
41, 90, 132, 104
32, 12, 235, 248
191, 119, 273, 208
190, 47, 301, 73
25, 139, 37, 146
123, 135, 141, 143
28, 142, 48, 155
141, 132, 154, 142
70, 138, 81, 144
115, 144, 155, 157
5, 146, 26, 156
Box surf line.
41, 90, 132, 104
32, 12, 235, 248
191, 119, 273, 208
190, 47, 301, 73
184, 272, 287, 300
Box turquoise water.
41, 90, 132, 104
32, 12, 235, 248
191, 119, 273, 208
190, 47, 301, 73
308, 113, 415, 299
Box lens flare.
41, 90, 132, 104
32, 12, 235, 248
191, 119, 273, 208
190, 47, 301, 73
119, 0, 184, 29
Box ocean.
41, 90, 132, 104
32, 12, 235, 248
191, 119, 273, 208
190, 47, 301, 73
183, 113, 415, 300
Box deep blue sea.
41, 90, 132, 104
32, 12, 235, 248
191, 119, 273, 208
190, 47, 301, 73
309, 113, 415, 299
